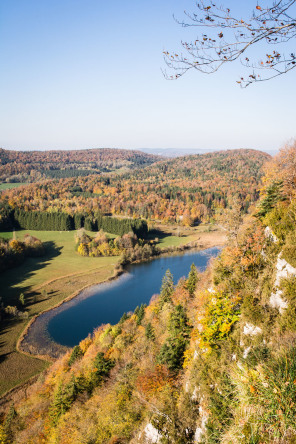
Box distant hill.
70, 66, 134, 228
0, 148, 162, 183
139, 147, 277, 158
0, 149, 271, 225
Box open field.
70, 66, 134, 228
148, 223, 226, 249
0, 230, 118, 395
0, 225, 226, 396
0, 182, 28, 190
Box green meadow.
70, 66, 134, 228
0, 182, 28, 191
0, 230, 118, 395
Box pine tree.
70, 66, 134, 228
136, 304, 146, 325
160, 269, 174, 305
68, 345, 83, 367
186, 263, 199, 297
145, 322, 155, 340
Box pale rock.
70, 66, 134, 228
194, 427, 204, 443
270, 290, 288, 313
191, 386, 199, 401
269, 253, 296, 313
243, 323, 262, 336
264, 226, 278, 243
143, 423, 161, 443
237, 361, 244, 371
243, 346, 251, 359
194, 405, 209, 443
274, 255, 296, 287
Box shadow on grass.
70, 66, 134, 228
1, 241, 62, 300
1, 241, 62, 305
0, 240, 63, 363
147, 228, 169, 241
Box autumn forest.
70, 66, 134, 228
1, 144, 296, 444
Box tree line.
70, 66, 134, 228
1, 207, 148, 238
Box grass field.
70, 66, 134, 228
0, 230, 118, 395
0, 182, 28, 190
0, 225, 226, 396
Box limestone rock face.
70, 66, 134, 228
243, 323, 262, 336
270, 253, 296, 313
143, 423, 161, 443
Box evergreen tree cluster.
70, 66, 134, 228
74, 213, 148, 237
14, 210, 73, 231
94, 213, 148, 238
0, 203, 14, 230
6, 208, 148, 237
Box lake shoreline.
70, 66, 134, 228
18, 237, 225, 362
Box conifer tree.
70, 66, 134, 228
145, 322, 155, 340
160, 269, 174, 305
186, 263, 199, 297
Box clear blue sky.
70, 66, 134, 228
0, 0, 295, 152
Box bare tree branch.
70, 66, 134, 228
164, 0, 296, 86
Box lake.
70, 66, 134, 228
46, 247, 220, 347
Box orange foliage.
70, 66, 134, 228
136, 365, 175, 396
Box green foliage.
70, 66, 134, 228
247, 347, 296, 439
282, 231, 296, 268
186, 263, 199, 297
199, 291, 241, 350
92, 352, 115, 385
256, 180, 285, 218
3, 404, 17, 437
145, 322, 155, 340
205, 375, 236, 443
158, 305, 191, 370
135, 304, 146, 326
49, 380, 77, 426
158, 336, 188, 371
119, 312, 129, 324
94, 213, 148, 238
279, 276, 296, 333
168, 304, 191, 337
0, 203, 14, 231
68, 345, 83, 367
160, 269, 174, 306
263, 203, 294, 243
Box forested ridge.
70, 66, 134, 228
0, 149, 270, 226
2, 144, 296, 443
0, 148, 161, 183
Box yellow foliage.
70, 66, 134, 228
182, 349, 194, 369
79, 335, 92, 354
0, 426, 7, 444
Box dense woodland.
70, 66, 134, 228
0, 148, 160, 183
1, 145, 296, 442
0, 149, 270, 226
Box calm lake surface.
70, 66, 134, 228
47, 247, 220, 347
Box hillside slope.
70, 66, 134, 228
0, 148, 161, 183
